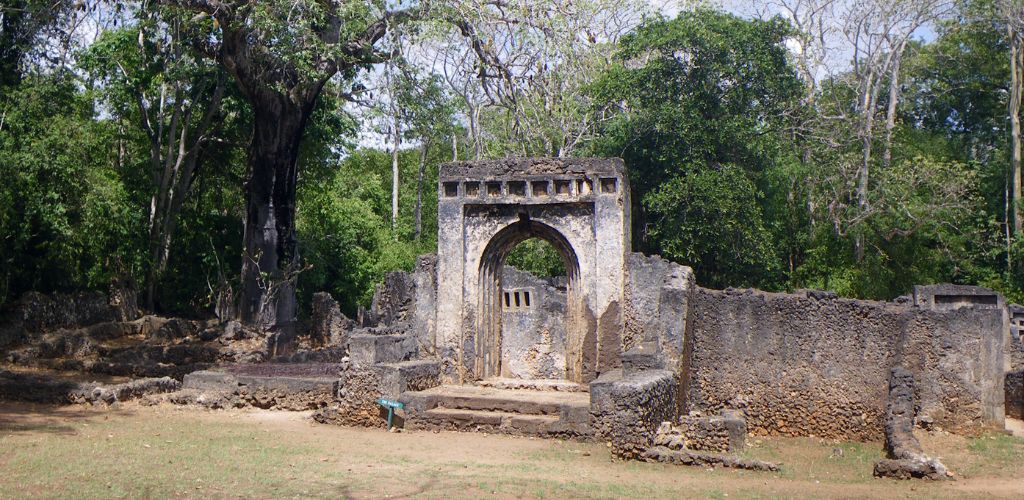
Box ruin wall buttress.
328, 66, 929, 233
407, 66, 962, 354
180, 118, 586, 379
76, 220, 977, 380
683, 287, 1005, 441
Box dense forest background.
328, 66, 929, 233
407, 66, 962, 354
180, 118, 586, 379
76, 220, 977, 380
3, 0, 1024, 320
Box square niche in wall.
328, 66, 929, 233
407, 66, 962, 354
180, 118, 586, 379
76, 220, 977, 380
508, 181, 527, 197
486, 181, 502, 197
554, 179, 571, 195
531, 180, 549, 197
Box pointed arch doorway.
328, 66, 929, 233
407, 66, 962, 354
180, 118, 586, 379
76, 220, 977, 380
477, 217, 583, 382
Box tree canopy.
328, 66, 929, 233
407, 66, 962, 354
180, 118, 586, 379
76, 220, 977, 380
3, 0, 1024, 320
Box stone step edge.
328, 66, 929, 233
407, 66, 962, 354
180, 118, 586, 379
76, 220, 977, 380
404, 392, 589, 416
424, 407, 561, 422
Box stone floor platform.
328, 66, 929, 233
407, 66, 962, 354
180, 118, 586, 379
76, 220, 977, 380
400, 384, 592, 438
475, 377, 585, 392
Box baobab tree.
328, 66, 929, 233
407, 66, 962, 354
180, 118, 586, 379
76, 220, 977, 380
155, 0, 418, 330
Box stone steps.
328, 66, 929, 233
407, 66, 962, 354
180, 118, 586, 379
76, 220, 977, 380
401, 384, 592, 438
476, 377, 585, 392
420, 408, 562, 434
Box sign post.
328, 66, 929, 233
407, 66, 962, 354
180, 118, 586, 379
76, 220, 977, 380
376, 398, 405, 429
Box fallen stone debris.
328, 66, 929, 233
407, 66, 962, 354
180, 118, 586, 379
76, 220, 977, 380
641, 446, 780, 472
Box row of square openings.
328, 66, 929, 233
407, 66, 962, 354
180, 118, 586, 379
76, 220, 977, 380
442, 178, 618, 198
503, 289, 532, 311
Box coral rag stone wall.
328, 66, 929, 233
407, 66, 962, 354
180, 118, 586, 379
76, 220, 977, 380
1007, 305, 1024, 419
499, 266, 567, 379
684, 287, 1006, 441
623, 253, 694, 370
590, 369, 677, 459
664, 412, 747, 453
0, 286, 141, 349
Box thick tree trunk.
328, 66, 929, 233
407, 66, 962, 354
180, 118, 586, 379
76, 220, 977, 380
0, 0, 27, 87
238, 90, 311, 330
1011, 26, 1023, 236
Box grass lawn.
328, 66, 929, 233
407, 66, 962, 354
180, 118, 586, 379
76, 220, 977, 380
0, 402, 1021, 499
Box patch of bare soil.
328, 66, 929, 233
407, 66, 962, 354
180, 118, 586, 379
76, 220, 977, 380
0, 401, 1021, 499
1006, 417, 1024, 437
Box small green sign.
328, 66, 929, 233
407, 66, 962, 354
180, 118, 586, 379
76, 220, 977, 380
377, 398, 404, 409
376, 398, 404, 429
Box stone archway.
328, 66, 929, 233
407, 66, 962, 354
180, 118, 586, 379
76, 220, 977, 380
434, 158, 630, 386
477, 218, 581, 381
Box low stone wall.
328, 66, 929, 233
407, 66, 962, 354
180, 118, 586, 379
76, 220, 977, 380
0, 286, 141, 349
654, 412, 746, 453
70, 377, 181, 405
309, 292, 355, 347
180, 368, 338, 411
0, 370, 178, 405
685, 287, 1005, 441
590, 369, 677, 459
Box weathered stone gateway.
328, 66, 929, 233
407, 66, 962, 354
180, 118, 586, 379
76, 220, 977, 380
2, 158, 1020, 478
436, 158, 629, 384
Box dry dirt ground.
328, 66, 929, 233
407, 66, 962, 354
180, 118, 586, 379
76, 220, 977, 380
0, 402, 1021, 499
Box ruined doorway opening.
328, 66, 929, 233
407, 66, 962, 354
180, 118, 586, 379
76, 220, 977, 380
477, 218, 583, 383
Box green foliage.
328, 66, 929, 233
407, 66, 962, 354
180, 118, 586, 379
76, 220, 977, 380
5, 1, 1024, 317
507, 239, 567, 278
0, 77, 145, 305
645, 166, 780, 288
588, 9, 801, 289
297, 143, 447, 315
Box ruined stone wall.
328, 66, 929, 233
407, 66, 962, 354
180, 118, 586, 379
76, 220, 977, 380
1009, 305, 1024, 370
624, 253, 694, 369
899, 307, 1005, 430
685, 287, 1005, 441
1, 287, 142, 350
499, 266, 567, 379
590, 369, 677, 459
1008, 370, 1024, 419
652, 412, 746, 453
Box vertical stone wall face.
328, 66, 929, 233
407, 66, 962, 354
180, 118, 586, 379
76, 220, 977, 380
499, 266, 567, 379
1008, 370, 1024, 419
1009, 305, 1024, 369
624, 253, 694, 369
900, 308, 1006, 430
409, 255, 438, 356
590, 369, 677, 459
684, 287, 1006, 441
1006, 305, 1024, 419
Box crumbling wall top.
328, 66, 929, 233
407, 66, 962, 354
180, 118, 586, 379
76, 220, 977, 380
440, 157, 624, 180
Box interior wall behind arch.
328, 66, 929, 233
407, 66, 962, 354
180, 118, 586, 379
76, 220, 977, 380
499, 266, 568, 379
